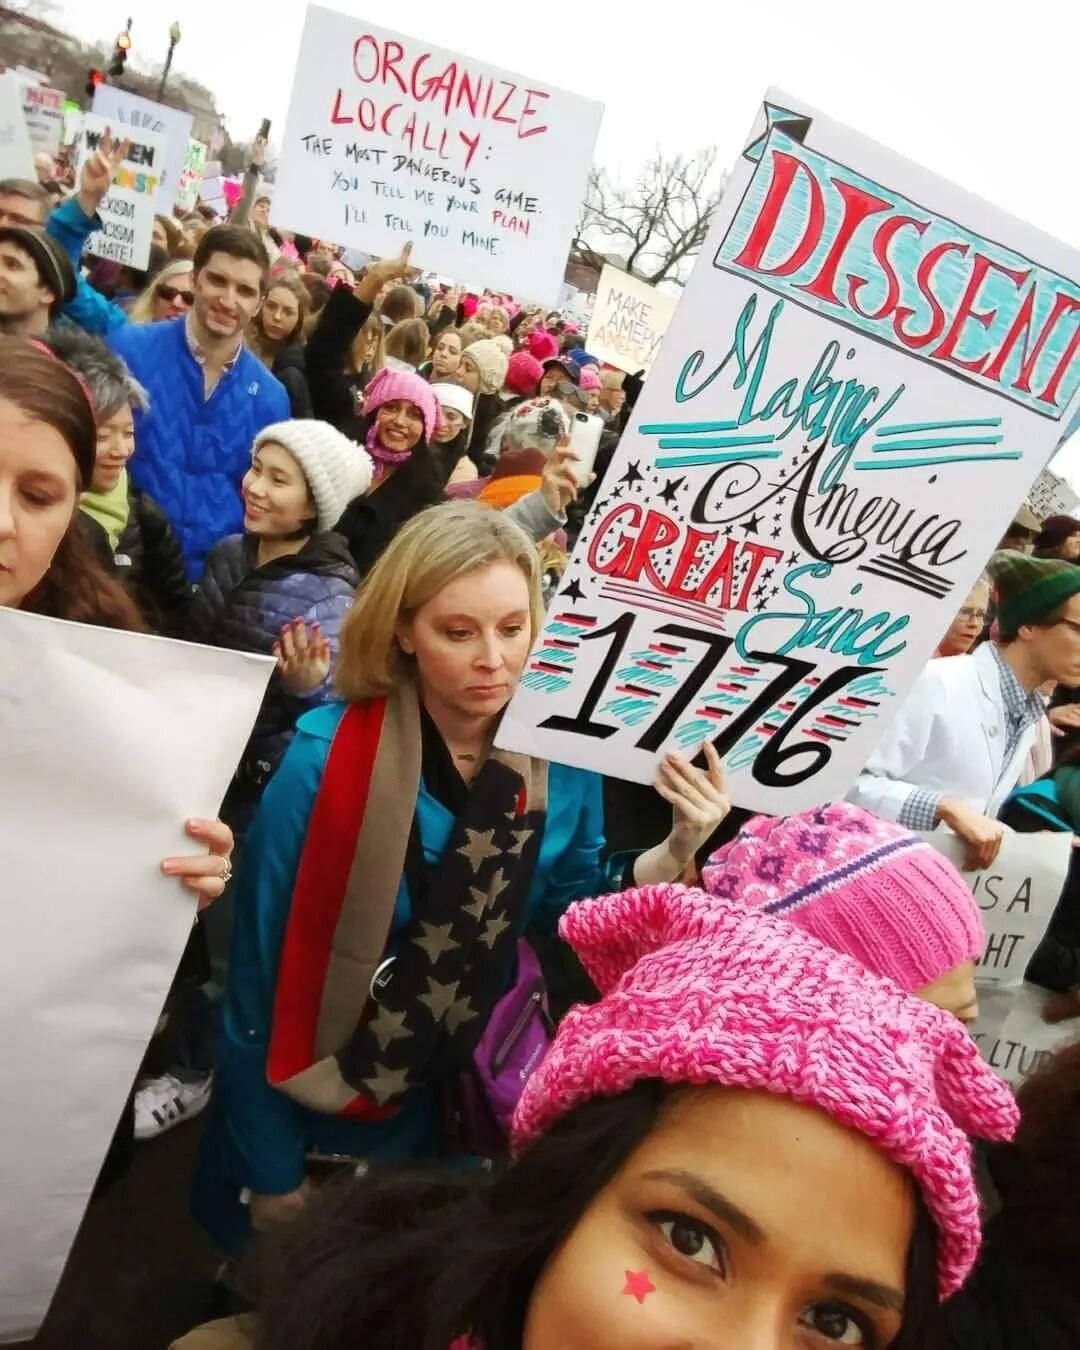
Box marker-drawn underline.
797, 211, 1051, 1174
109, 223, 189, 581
656, 449, 783, 469
877, 418, 1002, 435
657, 435, 777, 449
640, 421, 740, 434
854, 451, 1022, 471
871, 435, 1004, 451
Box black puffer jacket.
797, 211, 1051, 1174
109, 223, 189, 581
272, 344, 313, 419
79, 485, 190, 633
186, 531, 359, 836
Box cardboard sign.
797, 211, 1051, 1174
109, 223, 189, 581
1028, 465, 1079, 520
273, 4, 603, 302
175, 137, 208, 213
971, 982, 1078, 1089
91, 84, 193, 214
77, 114, 165, 270
0, 74, 35, 179
0, 608, 273, 1339
498, 90, 1080, 809
587, 265, 678, 376
18, 81, 64, 158
199, 159, 227, 216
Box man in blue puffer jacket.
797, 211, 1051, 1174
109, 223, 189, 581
109, 225, 290, 579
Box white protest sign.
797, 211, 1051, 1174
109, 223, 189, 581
18, 81, 64, 158
971, 982, 1078, 1088
0, 608, 273, 1340
175, 137, 208, 213
919, 829, 1072, 988
587, 265, 678, 376
0, 74, 35, 179
1029, 465, 1079, 520
274, 4, 603, 303
91, 84, 192, 214
77, 114, 165, 270
498, 90, 1080, 809
199, 159, 227, 216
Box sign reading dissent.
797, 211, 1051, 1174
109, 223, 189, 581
274, 4, 603, 301
498, 91, 1080, 811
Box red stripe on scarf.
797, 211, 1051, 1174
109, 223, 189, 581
267, 700, 385, 1088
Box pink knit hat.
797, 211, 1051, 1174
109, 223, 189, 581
504, 350, 543, 397
527, 329, 559, 362
512, 884, 1018, 1299
702, 803, 984, 992
360, 366, 441, 445
578, 364, 602, 393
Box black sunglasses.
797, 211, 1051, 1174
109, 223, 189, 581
157, 283, 195, 305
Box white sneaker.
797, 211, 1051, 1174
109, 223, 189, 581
133, 1070, 213, 1141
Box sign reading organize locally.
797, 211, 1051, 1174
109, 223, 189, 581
77, 114, 165, 270
91, 84, 193, 214
18, 82, 64, 157
175, 137, 208, 213
273, 4, 603, 302
498, 90, 1080, 809
587, 264, 678, 377
0, 74, 35, 179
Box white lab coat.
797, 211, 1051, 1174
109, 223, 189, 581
847, 642, 1037, 822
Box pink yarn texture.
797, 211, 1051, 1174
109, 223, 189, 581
511, 884, 1018, 1299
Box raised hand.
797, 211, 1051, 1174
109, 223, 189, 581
275, 617, 331, 696
78, 127, 132, 215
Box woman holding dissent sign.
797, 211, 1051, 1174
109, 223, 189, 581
190, 501, 730, 1258
177, 881, 1016, 1350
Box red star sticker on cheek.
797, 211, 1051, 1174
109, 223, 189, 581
622, 1269, 656, 1304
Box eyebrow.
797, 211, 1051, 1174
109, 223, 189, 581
641, 1169, 766, 1245
823, 1273, 905, 1315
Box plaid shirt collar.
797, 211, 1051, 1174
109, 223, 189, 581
988, 642, 1045, 735
184, 313, 242, 372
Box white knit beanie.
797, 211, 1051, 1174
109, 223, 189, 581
462, 338, 510, 395
253, 421, 372, 532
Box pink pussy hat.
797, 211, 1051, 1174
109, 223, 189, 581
701, 802, 984, 993
512, 884, 1018, 1299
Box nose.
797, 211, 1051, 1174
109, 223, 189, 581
476, 633, 503, 670
0, 482, 15, 540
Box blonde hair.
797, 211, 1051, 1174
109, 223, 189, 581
129, 259, 194, 325
348, 309, 386, 375
385, 316, 430, 369
335, 501, 542, 701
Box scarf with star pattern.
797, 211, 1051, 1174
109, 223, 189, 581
267, 682, 548, 1116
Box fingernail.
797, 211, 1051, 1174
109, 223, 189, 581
162, 860, 178, 875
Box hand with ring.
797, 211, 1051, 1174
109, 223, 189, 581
161, 817, 235, 910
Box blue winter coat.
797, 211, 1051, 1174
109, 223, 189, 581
46, 196, 129, 336
108, 319, 290, 580
186, 531, 359, 837
191, 700, 620, 1255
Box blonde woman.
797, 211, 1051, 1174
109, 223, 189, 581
383, 315, 430, 371
192, 501, 729, 1257
128, 259, 195, 325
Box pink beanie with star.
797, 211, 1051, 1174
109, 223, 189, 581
512, 883, 1018, 1299
701, 802, 984, 993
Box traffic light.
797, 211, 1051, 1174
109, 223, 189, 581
108, 29, 131, 79
85, 68, 104, 100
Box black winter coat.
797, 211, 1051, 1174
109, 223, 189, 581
79, 486, 190, 633
305, 285, 371, 437
186, 531, 359, 836
271, 344, 313, 419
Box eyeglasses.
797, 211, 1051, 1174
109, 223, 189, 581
1053, 618, 1080, 637
956, 608, 987, 622
157, 283, 195, 306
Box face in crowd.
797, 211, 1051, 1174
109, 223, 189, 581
938, 580, 990, 658
252, 196, 272, 231
1024, 594, 1080, 688
260, 284, 301, 345
0, 240, 53, 333
193, 249, 264, 344
0, 187, 46, 229
430, 330, 462, 380
91, 403, 136, 496
433, 406, 468, 446
242, 442, 315, 539
152, 263, 196, 322
376, 399, 426, 456
0, 393, 78, 608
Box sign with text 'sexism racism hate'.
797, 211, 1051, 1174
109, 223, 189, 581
273, 4, 602, 302
499, 90, 1080, 812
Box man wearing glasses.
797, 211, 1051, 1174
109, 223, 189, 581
849, 551, 1080, 870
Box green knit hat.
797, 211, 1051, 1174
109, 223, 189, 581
987, 549, 1080, 633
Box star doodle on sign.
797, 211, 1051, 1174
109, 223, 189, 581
771, 527, 782, 539
458, 828, 501, 872
419, 977, 460, 1022
623, 1270, 656, 1304
659, 476, 685, 506
723, 524, 734, 536
621, 461, 645, 485
362, 1063, 412, 1106
562, 578, 585, 603
446, 994, 478, 1035
611, 484, 624, 500
367, 1005, 409, 1052
480, 914, 512, 949
787, 551, 800, 566
414, 921, 461, 964
755, 597, 768, 611
772, 512, 782, 523
741, 513, 762, 535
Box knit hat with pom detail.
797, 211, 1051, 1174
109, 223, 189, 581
701, 802, 984, 993
512, 883, 1019, 1299
253, 420, 372, 533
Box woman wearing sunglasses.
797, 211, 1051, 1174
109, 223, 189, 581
130, 259, 196, 325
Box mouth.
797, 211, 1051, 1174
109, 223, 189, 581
244, 500, 268, 519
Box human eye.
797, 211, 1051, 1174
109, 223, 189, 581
500, 622, 525, 637
22, 484, 62, 508
444, 627, 473, 641
648, 1210, 727, 1275
798, 1302, 878, 1347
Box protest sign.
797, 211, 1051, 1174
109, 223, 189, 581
274, 4, 603, 302
199, 159, 227, 215
971, 983, 1078, 1089
919, 829, 1071, 988
18, 81, 64, 157
91, 84, 193, 214
498, 90, 1080, 809
587, 265, 678, 376
77, 114, 164, 270
0, 74, 35, 179
175, 137, 208, 212
1029, 465, 1079, 520
0, 608, 273, 1339
60, 100, 82, 148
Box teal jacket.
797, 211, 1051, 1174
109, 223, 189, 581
192, 701, 618, 1254
46, 196, 129, 335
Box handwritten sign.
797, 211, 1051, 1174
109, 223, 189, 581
587, 265, 678, 376
273, 4, 603, 302
971, 983, 1077, 1089
175, 137, 208, 213
1029, 465, 1079, 520
199, 159, 227, 216
77, 114, 165, 270
498, 91, 1080, 809
91, 85, 192, 214
0, 74, 35, 180
18, 82, 64, 158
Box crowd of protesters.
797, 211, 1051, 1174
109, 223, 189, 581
3, 122, 1080, 1350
